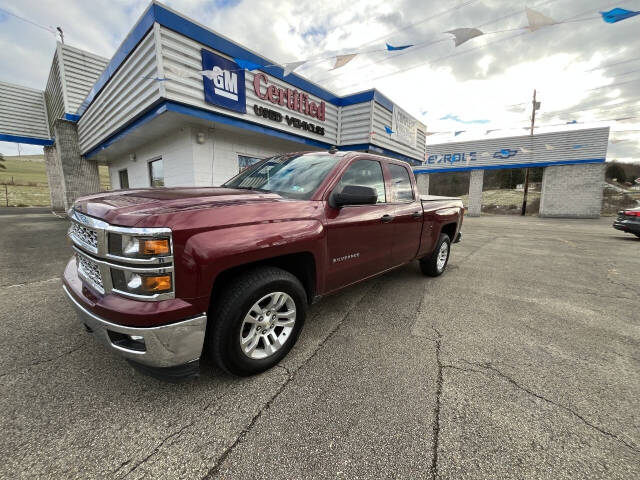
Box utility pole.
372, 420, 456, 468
521, 89, 539, 216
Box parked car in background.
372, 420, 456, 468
613, 207, 640, 238
63, 151, 463, 380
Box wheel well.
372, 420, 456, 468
440, 222, 457, 241
209, 252, 317, 308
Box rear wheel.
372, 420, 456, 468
208, 267, 307, 376
420, 233, 451, 277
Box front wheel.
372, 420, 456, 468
208, 267, 307, 376
420, 233, 451, 277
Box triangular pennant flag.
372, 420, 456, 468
566, 120, 578, 124
454, 130, 465, 136
446, 28, 484, 47
330, 54, 358, 70
199, 67, 223, 80
520, 146, 531, 153
480, 152, 490, 157
545, 144, 554, 150
611, 138, 628, 144
282, 60, 306, 76
485, 129, 499, 134
572, 144, 583, 149
425, 132, 439, 136
384, 125, 394, 134
615, 116, 634, 121
164, 64, 195, 78
386, 42, 413, 51
525, 7, 556, 31
234, 57, 262, 71
600, 8, 640, 23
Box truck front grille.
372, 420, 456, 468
76, 251, 104, 293
69, 222, 99, 251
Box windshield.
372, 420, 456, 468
223, 154, 340, 200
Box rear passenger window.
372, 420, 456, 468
388, 164, 414, 202
337, 159, 386, 203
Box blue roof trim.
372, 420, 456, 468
74, 1, 398, 117
164, 101, 333, 148
338, 142, 422, 165
84, 101, 167, 159
0, 134, 54, 146
337, 90, 394, 111
63, 113, 81, 122
76, 2, 156, 116
84, 100, 334, 159
413, 158, 606, 174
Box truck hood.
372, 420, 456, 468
73, 187, 319, 228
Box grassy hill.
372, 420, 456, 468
0, 155, 110, 207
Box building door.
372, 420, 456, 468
324, 158, 395, 292
387, 162, 422, 265
118, 169, 129, 189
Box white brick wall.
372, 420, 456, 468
108, 124, 321, 189
416, 174, 429, 195
468, 170, 484, 217
539, 163, 604, 218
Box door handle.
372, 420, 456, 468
411, 211, 422, 219
381, 214, 394, 223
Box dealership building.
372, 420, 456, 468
418, 127, 610, 218
0, 1, 426, 211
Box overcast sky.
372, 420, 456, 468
0, 0, 638, 162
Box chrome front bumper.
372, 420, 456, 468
63, 285, 207, 368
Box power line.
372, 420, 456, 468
293, 0, 480, 71
0, 6, 56, 35
314, 0, 562, 84
329, 0, 634, 91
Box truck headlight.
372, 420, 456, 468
110, 233, 172, 259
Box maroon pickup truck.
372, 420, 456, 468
63, 151, 463, 379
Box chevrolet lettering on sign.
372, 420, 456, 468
201, 49, 246, 114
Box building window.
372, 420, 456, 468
148, 158, 164, 187
238, 154, 263, 173
118, 169, 129, 189
388, 163, 414, 202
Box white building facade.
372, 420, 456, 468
0, 2, 426, 209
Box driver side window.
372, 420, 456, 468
336, 159, 386, 203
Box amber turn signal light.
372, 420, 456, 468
140, 239, 170, 255
142, 275, 172, 292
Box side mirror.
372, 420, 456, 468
331, 185, 378, 207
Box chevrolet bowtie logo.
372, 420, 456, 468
493, 149, 518, 159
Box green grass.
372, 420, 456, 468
0, 155, 110, 207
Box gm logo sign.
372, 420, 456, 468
201, 49, 246, 114
493, 149, 518, 159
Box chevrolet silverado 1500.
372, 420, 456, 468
63, 151, 463, 379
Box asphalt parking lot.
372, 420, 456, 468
1, 208, 638, 479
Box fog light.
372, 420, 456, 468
140, 239, 170, 255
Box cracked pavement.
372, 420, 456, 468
0, 209, 639, 479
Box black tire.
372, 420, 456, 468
208, 266, 307, 376
420, 233, 451, 277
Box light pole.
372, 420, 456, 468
521, 89, 539, 216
